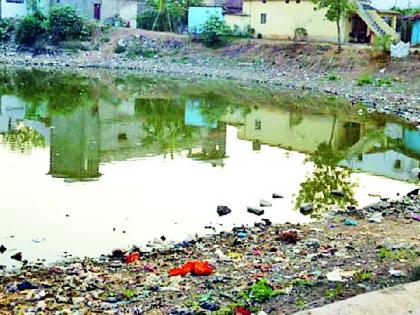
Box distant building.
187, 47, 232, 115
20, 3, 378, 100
223, 0, 400, 43
49, 0, 139, 28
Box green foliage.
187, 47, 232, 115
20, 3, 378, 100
294, 27, 308, 41
373, 34, 392, 54
0, 124, 46, 153
311, 0, 355, 51
15, 14, 46, 46
296, 142, 357, 218
201, 15, 232, 48
357, 74, 374, 86
238, 278, 285, 304
390, 6, 420, 16
354, 270, 373, 282
378, 247, 419, 261
137, 0, 202, 32
48, 6, 85, 43
0, 18, 16, 42
324, 283, 345, 298
326, 73, 339, 81
376, 77, 392, 86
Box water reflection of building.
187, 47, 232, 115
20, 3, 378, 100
0, 95, 51, 143
47, 97, 228, 180
228, 108, 377, 154
0, 95, 26, 133
49, 105, 101, 180
221, 108, 420, 181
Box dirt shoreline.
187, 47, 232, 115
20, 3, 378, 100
0, 191, 419, 314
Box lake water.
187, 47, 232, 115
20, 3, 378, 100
0, 69, 419, 268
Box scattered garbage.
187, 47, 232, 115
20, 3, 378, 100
16, 280, 38, 291
369, 213, 383, 224
124, 252, 141, 264
279, 230, 300, 243
389, 269, 404, 277
0, 245, 6, 254
0, 191, 418, 314
272, 193, 284, 199
168, 261, 215, 277
344, 219, 358, 226
217, 205, 232, 216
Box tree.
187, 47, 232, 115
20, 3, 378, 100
311, 0, 355, 52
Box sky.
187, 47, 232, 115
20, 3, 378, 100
371, 0, 420, 9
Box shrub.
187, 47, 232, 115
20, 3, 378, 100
0, 18, 16, 42
373, 34, 392, 54
201, 15, 232, 48
48, 6, 85, 43
15, 15, 46, 46
294, 27, 308, 42
357, 74, 374, 86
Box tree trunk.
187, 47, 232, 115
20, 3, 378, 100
337, 20, 342, 53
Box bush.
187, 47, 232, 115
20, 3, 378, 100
0, 18, 16, 42
357, 74, 374, 86
294, 27, 308, 42
373, 34, 392, 54
201, 16, 232, 48
15, 15, 46, 46
48, 6, 85, 43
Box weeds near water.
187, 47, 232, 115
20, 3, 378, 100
324, 283, 345, 298
378, 247, 419, 262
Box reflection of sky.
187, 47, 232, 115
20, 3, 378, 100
0, 125, 417, 268
404, 129, 420, 155
184, 99, 217, 129
340, 150, 420, 181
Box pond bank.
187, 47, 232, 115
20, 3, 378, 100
0, 191, 419, 314
0, 46, 419, 127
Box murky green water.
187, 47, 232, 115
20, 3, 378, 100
0, 69, 419, 267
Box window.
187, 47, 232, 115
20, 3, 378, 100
6, 0, 24, 3
255, 119, 262, 130
285, 0, 290, 3
296, 0, 300, 3
260, 13, 267, 24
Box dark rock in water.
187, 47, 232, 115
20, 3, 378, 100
262, 218, 272, 226
272, 193, 284, 199
407, 188, 419, 197
0, 245, 7, 254
11, 252, 22, 262
300, 204, 314, 215
331, 190, 345, 197
217, 206, 232, 216
247, 207, 265, 216
260, 199, 272, 207
17, 280, 38, 291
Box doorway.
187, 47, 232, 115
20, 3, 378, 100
94, 3, 101, 21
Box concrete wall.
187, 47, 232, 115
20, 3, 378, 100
224, 13, 250, 30
0, 0, 27, 18
235, 0, 342, 41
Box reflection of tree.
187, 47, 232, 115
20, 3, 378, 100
0, 123, 46, 153
296, 142, 357, 218
135, 98, 196, 157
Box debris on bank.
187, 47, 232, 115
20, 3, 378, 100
0, 192, 419, 314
